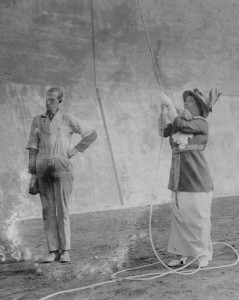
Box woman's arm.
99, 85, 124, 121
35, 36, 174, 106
173, 117, 208, 135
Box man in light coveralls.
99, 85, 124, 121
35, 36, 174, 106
27, 87, 97, 263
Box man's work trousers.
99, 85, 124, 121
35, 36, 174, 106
37, 156, 73, 251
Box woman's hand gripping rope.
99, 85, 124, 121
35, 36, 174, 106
158, 92, 178, 122
158, 92, 173, 107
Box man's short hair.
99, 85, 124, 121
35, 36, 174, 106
47, 87, 63, 102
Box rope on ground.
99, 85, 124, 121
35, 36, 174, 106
37, 214, 239, 300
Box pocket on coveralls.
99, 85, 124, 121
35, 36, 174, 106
55, 157, 73, 172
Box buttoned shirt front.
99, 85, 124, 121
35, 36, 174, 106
26, 111, 92, 162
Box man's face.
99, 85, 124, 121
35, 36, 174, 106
46, 91, 60, 113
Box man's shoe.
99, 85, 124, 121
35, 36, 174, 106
167, 257, 187, 267
60, 250, 71, 263
43, 251, 60, 263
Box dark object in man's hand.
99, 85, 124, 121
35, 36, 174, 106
29, 174, 39, 195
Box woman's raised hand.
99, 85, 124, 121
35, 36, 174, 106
159, 93, 173, 107
177, 109, 192, 121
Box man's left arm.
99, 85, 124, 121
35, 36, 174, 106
67, 115, 97, 158
74, 130, 97, 152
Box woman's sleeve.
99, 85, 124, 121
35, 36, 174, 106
158, 112, 173, 137
158, 119, 173, 137
173, 116, 208, 134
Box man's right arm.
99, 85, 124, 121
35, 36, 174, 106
28, 148, 38, 174
26, 117, 40, 174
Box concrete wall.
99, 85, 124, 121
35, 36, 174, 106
0, 0, 239, 220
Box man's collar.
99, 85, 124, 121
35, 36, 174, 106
46, 108, 59, 120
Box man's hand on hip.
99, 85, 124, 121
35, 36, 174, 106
67, 147, 78, 159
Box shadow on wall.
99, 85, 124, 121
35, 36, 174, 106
205, 95, 239, 197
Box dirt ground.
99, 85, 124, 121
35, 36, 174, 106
1, 196, 239, 300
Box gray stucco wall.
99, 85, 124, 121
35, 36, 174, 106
0, 0, 239, 219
